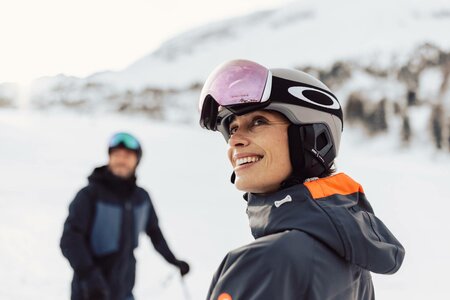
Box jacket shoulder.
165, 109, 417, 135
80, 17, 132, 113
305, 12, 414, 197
225, 230, 317, 266
135, 186, 150, 199
209, 231, 317, 300
72, 185, 96, 204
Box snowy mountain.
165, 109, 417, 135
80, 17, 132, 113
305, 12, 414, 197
90, 0, 450, 89
5, 0, 450, 148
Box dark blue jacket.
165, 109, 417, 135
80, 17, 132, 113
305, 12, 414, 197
60, 166, 178, 300
207, 173, 405, 300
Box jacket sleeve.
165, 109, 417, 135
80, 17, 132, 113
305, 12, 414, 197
207, 249, 289, 300
145, 200, 178, 265
60, 187, 96, 275
207, 232, 311, 300
206, 256, 227, 299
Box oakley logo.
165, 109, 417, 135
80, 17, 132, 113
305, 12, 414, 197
274, 195, 292, 208
288, 86, 341, 110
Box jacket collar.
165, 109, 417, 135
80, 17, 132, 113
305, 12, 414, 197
245, 173, 405, 274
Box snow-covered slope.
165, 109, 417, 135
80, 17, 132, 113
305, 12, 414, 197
93, 0, 450, 89
1, 109, 449, 299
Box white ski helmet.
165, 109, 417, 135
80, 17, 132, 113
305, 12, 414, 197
199, 59, 343, 182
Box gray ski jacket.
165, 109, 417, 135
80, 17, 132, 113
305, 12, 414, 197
207, 173, 405, 300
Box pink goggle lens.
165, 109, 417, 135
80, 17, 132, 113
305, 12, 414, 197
199, 59, 270, 110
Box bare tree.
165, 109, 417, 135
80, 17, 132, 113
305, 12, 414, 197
401, 112, 411, 144
431, 104, 444, 149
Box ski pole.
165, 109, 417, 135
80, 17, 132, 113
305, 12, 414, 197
180, 275, 192, 300
160, 271, 176, 288
142, 271, 177, 298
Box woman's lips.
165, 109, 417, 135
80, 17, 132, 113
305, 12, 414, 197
234, 155, 263, 172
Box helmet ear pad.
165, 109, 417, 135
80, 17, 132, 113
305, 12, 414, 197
287, 123, 336, 182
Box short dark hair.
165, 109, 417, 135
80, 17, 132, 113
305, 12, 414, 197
320, 164, 337, 178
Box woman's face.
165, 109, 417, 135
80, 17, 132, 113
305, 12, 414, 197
227, 110, 293, 194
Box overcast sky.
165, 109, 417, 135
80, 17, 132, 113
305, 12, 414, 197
0, 0, 290, 83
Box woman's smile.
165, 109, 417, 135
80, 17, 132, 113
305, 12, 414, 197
232, 153, 264, 172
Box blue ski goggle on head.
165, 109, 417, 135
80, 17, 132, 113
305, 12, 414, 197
109, 132, 140, 150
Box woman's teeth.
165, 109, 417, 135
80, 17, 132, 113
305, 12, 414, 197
236, 156, 262, 166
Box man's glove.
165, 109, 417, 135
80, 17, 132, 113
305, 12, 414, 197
175, 260, 190, 276
79, 268, 110, 300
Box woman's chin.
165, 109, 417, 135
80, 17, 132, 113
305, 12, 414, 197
234, 178, 278, 194
234, 178, 256, 193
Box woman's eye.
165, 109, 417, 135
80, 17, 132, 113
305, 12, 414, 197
252, 118, 268, 126
229, 126, 238, 135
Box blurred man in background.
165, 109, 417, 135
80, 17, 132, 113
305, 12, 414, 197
60, 132, 189, 300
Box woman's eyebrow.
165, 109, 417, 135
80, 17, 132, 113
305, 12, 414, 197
228, 116, 237, 127
252, 114, 268, 119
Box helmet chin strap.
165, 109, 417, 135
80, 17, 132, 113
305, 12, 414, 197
230, 172, 236, 184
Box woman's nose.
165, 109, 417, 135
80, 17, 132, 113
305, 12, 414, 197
229, 130, 250, 147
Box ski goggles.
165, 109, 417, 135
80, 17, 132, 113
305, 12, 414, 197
199, 60, 342, 132
109, 132, 140, 150
199, 60, 273, 131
